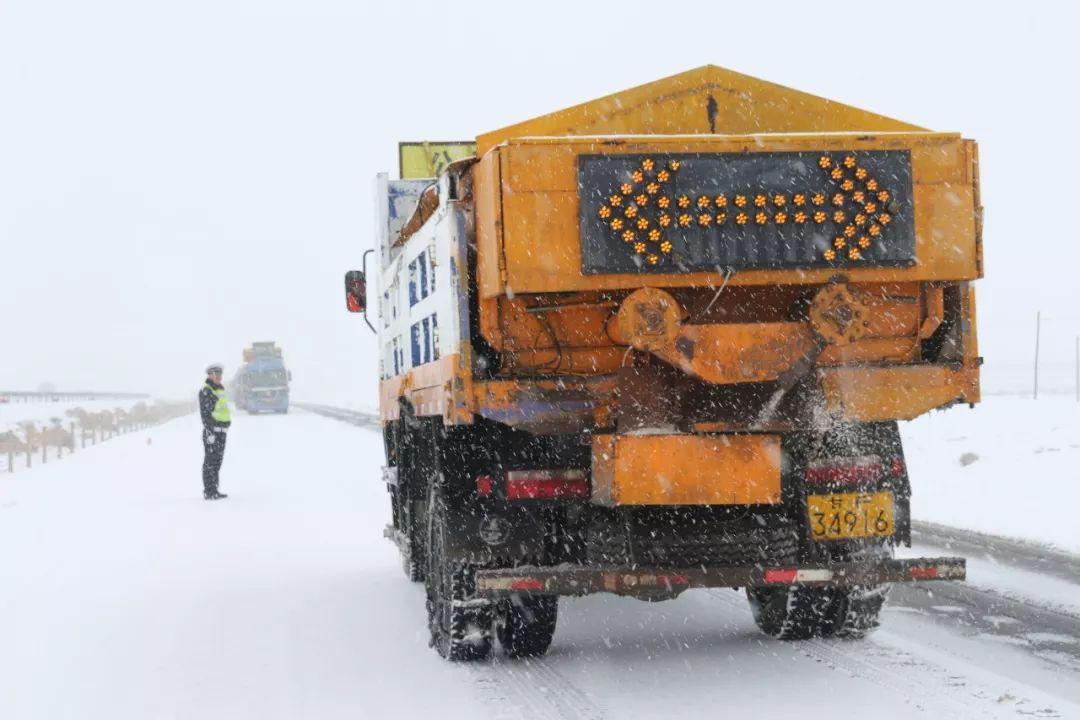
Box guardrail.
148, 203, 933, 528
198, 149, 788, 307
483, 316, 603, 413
293, 403, 381, 429
0, 391, 150, 404
1, 400, 195, 473
911, 520, 1079, 586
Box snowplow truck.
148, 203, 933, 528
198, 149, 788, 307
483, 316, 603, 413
346, 66, 980, 660
233, 342, 291, 414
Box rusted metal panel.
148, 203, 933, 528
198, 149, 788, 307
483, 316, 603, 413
921, 285, 945, 339
591, 434, 617, 506
473, 377, 616, 433
607, 286, 816, 385
474, 151, 504, 303
474, 556, 966, 598
590, 433, 782, 506
673, 323, 818, 385
396, 184, 439, 245
379, 354, 459, 421
818, 364, 980, 422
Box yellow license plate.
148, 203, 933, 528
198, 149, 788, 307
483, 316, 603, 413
807, 491, 895, 540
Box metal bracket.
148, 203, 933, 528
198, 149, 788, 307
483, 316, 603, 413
361, 249, 376, 334
381, 465, 399, 487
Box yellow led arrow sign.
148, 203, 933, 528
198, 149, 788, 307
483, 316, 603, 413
590, 153, 903, 269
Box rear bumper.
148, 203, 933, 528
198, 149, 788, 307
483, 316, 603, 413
249, 399, 289, 410
474, 557, 965, 598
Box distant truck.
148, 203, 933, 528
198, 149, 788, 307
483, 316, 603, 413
346, 66, 980, 661
232, 342, 291, 414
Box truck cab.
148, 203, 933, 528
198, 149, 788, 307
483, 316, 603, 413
233, 342, 291, 414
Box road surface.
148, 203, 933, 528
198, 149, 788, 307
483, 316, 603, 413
1, 410, 1077, 719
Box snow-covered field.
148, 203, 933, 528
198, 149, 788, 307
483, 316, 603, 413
902, 396, 1080, 553
2, 410, 1078, 719
0, 399, 129, 435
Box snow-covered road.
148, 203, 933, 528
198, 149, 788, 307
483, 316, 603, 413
2, 411, 1078, 719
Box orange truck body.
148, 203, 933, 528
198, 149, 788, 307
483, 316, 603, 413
363, 67, 977, 657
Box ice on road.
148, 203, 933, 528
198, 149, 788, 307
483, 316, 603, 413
2, 412, 1078, 719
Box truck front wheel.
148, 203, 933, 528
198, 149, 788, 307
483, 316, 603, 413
496, 595, 558, 658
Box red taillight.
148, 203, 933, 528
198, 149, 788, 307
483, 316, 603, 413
764, 568, 798, 584
505, 469, 589, 500
509, 578, 544, 591
890, 456, 906, 477
805, 457, 883, 486
910, 565, 938, 580
475, 475, 495, 497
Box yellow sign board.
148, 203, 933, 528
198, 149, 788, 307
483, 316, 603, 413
399, 141, 476, 179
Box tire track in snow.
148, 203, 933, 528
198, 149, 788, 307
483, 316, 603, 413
703, 588, 1024, 719
470, 655, 606, 720
890, 581, 1080, 675
797, 634, 1002, 718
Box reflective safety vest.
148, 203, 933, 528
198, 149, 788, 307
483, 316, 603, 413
206, 383, 232, 423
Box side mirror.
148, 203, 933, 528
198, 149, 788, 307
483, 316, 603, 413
345, 270, 366, 313
287, 371, 293, 382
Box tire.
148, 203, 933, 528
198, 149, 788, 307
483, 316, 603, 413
397, 419, 428, 583
746, 583, 890, 640
747, 544, 893, 640
425, 497, 492, 661
496, 595, 558, 658
832, 582, 891, 638
401, 500, 426, 582
747, 585, 838, 639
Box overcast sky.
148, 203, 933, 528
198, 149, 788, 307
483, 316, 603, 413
2, 0, 1078, 403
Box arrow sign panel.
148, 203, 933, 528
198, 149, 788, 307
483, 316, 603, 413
578, 151, 915, 274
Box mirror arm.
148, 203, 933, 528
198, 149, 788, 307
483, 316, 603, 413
361, 249, 376, 335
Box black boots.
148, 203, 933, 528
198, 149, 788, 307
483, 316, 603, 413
204, 490, 228, 500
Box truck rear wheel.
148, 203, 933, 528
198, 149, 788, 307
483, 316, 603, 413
388, 415, 429, 583
747, 542, 893, 640
746, 582, 889, 640
425, 497, 492, 661
496, 595, 558, 658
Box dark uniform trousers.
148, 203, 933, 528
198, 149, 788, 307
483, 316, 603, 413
202, 428, 227, 494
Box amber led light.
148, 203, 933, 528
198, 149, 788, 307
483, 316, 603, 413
597, 152, 900, 266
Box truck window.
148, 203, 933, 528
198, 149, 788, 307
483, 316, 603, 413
418, 252, 429, 300
422, 317, 431, 364
428, 249, 436, 295
408, 260, 418, 307
410, 322, 421, 367
431, 313, 439, 360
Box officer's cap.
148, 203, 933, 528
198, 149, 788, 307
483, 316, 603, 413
206, 363, 224, 374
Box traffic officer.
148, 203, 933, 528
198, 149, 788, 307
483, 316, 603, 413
199, 363, 231, 500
